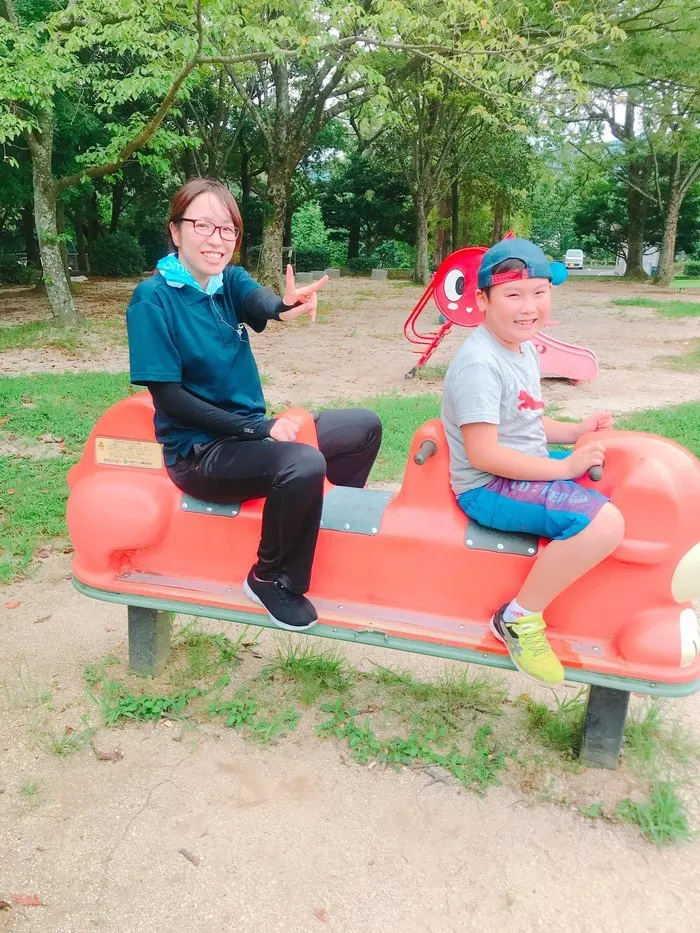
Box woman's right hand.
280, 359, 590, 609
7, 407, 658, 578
556, 441, 606, 479
269, 416, 300, 442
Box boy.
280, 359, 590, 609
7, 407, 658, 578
441, 238, 624, 685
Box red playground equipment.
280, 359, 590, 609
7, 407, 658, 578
67, 393, 700, 769
404, 242, 599, 383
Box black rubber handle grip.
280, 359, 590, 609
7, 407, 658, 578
588, 464, 603, 482
414, 439, 438, 465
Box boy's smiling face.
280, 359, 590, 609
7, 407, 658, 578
475, 275, 552, 352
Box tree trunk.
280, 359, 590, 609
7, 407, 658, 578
413, 191, 430, 285
26, 112, 80, 327
283, 200, 292, 268
434, 194, 452, 267
89, 190, 101, 243
56, 199, 70, 276
239, 145, 251, 268
347, 218, 360, 259
654, 154, 682, 286
624, 159, 649, 279
73, 205, 89, 274
22, 201, 39, 265
258, 162, 289, 289
451, 179, 459, 250
492, 199, 504, 244
110, 175, 125, 233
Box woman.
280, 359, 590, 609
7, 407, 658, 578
126, 177, 382, 632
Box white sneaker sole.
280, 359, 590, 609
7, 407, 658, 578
489, 616, 563, 687
243, 579, 318, 632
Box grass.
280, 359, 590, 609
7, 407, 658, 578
316, 697, 508, 793
18, 779, 40, 799
617, 781, 694, 845
260, 641, 353, 706
69, 633, 700, 840
0, 318, 127, 351
374, 666, 507, 737
673, 277, 700, 290
656, 338, 700, 372
623, 699, 700, 774
520, 692, 587, 756
37, 725, 96, 757
416, 364, 448, 381
618, 402, 700, 458
0, 658, 53, 711
0, 372, 131, 581
611, 296, 700, 317
339, 393, 441, 483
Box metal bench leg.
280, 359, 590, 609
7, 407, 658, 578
579, 684, 629, 769
128, 606, 171, 675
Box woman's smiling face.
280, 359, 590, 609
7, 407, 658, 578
169, 192, 239, 286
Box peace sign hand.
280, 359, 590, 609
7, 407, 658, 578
278, 264, 329, 324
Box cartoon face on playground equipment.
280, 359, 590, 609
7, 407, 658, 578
431, 246, 487, 327
66, 395, 700, 691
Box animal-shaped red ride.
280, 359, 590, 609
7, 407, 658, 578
67, 392, 700, 768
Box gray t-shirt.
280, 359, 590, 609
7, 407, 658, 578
441, 324, 548, 494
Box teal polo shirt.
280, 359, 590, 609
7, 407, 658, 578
126, 265, 269, 465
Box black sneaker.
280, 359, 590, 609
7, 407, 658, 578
243, 570, 318, 631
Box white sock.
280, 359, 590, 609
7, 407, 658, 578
503, 599, 534, 624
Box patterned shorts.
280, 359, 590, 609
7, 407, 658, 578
457, 452, 609, 541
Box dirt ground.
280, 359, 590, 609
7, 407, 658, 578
2, 276, 700, 932
1, 276, 699, 418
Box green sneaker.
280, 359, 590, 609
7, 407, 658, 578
490, 604, 564, 685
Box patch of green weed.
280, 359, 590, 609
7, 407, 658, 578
617, 781, 693, 845
520, 692, 587, 757
261, 641, 353, 706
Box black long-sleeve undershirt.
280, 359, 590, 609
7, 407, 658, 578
147, 383, 274, 441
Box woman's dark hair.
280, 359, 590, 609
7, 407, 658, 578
482, 257, 526, 298
166, 177, 243, 251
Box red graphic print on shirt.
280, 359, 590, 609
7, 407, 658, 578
517, 389, 545, 412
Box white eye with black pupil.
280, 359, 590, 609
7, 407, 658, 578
444, 269, 465, 302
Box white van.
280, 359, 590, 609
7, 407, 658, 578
565, 249, 584, 270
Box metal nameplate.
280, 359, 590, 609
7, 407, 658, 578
180, 495, 241, 517
96, 436, 163, 470
320, 487, 394, 535
465, 519, 538, 556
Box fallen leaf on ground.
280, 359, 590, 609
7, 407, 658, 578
35, 547, 51, 559
7, 488, 16, 494
0, 901, 11, 910
3, 600, 21, 609
10, 894, 44, 907
178, 848, 201, 866
90, 743, 123, 763
314, 908, 330, 923
33, 615, 51, 625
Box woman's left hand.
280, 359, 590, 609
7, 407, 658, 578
278, 264, 329, 323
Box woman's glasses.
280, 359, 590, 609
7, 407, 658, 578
179, 218, 240, 242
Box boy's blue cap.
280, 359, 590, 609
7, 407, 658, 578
477, 238, 568, 289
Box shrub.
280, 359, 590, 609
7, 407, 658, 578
294, 244, 331, 272
684, 259, 700, 277
372, 239, 414, 269
0, 253, 41, 286
345, 254, 373, 274
292, 202, 330, 271
90, 230, 146, 277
